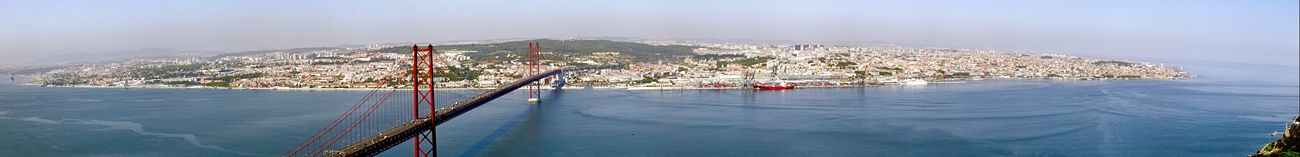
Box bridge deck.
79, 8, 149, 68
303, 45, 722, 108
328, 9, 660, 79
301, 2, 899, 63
328, 118, 431, 157
326, 65, 622, 157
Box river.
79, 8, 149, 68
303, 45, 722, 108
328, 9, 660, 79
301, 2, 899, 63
1, 60, 1296, 156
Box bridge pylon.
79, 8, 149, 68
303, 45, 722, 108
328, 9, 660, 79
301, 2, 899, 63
527, 42, 542, 103
411, 44, 437, 157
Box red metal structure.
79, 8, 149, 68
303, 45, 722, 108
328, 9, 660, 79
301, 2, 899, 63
282, 42, 625, 157
281, 45, 436, 157
527, 42, 542, 103
412, 44, 436, 157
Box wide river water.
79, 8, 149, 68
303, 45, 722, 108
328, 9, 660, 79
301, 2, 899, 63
1, 60, 1297, 156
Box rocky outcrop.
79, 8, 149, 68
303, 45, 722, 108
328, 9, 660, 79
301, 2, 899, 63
1253, 116, 1300, 157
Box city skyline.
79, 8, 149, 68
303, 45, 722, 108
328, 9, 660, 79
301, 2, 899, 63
1, 1, 1298, 156
1, 0, 1297, 66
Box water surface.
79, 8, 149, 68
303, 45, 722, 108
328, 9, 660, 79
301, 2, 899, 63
0, 61, 1296, 156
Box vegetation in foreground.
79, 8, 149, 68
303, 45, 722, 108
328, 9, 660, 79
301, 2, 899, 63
1254, 116, 1300, 157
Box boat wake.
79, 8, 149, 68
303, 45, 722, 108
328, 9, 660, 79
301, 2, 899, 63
0, 113, 264, 156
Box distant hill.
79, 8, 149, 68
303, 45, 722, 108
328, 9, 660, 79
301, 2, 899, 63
211, 47, 341, 58
381, 39, 700, 63
27, 48, 216, 65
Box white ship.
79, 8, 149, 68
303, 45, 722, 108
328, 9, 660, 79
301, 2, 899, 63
900, 79, 928, 85
626, 82, 683, 91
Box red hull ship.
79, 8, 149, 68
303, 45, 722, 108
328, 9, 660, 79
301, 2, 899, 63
752, 83, 796, 90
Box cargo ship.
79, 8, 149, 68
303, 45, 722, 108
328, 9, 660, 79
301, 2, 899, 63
751, 82, 796, 90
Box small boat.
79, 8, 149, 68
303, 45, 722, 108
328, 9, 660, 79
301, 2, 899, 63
900, 79, 928, 85
752, 82, 796, 90
877, 78, 899, 84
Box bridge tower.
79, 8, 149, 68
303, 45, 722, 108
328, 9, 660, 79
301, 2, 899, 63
527, 42, 542, 103
412, 44, 437, 157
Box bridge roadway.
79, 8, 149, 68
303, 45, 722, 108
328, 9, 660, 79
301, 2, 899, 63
325, 65, 623, 157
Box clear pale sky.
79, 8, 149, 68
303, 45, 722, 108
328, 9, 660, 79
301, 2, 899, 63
1, 0, 1297, 66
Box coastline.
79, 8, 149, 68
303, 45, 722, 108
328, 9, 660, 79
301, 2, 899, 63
32, 84, 511, 91
26, 77, 1185, 92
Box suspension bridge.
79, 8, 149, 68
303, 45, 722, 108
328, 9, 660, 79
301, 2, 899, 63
281, 42, 624, 157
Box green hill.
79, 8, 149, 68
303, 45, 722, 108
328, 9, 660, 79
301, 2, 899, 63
382, 39, 700, 63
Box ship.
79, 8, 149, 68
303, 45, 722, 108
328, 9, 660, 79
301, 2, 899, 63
751, 82, 796, 90
627, 82, 683, 91
900, 79, 928, 85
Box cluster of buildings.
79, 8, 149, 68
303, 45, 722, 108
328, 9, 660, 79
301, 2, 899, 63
616, 44, 1192, 88
30, 40, 1192, 89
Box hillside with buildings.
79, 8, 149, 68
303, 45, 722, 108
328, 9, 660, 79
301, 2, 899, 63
18, 39, 1192, 89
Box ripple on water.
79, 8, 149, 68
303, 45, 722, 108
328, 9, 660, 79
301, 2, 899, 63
0, 113, 264, 156
575, 92, 860, 131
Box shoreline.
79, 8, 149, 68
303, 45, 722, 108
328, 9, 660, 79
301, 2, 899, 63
32, 84, 513, 91
25, 77, 1183, 92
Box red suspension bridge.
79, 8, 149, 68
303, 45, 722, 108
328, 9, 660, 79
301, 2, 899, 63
281, 42, 623, 157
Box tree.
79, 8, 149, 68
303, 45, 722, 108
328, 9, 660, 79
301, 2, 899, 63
634, 76, 658, 84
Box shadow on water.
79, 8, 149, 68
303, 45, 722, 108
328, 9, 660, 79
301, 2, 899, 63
455, 89, 563, 157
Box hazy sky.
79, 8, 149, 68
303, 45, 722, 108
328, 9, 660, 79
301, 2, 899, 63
2, 0, 1297, 66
